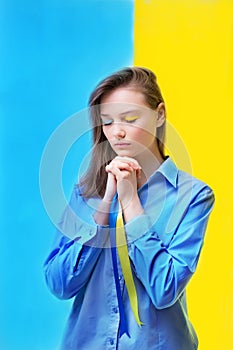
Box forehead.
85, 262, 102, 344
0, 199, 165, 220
100, 87, 150, 116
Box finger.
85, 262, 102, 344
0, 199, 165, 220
117, 160, 141, 172
106, 165, 125, 180
111, 158, 140, 170
136, 168, 141, 178
114, 156, 141, 169
106, 161, 135, 173
106, 165, 134, 177
107, 162, 137, 181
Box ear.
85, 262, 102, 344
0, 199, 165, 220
156, 102, 166, 127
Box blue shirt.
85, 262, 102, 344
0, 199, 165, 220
44, 157, 215, 350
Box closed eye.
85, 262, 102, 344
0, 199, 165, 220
125, 116, 140, 123
102, 119, 113, 126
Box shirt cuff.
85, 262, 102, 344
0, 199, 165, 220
74, 223, 109, 249
124, 214, 152, 243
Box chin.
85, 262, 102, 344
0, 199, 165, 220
115, 150, 131, 157
116, 150, 138, 158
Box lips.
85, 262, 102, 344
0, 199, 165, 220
114, 142, 131, 147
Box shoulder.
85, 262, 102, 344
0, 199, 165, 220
70, 184, 101, 213
177, 168, 215, 206
177, 168, 213, 191
162, 156, 214, 197
71, 184, 89, 201
73, 183, 99, 199
73, 183, 84, 196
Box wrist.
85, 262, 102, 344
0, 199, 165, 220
103, 194, 114, 204
94, 198, 112, 226
122, 195, 144, 223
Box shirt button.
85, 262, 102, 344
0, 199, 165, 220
113, 307, 118, 314
89, 229, 93, 236
109, 338, 114, 345
119, 275, 123, 281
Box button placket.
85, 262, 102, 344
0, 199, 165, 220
105, 273, 120, 350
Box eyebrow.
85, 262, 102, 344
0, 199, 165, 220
100, 109, 141, 117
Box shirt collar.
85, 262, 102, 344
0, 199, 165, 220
156, 156, 178, 188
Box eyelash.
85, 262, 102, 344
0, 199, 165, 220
102, 120, 113, 126
102, 117, 139, 126
125, 116, 140, 122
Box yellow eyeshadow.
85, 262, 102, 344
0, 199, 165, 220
124, 116, 140, 122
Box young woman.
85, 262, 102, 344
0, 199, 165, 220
44, 67, 214, 350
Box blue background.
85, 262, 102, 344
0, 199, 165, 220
0, 1, 133, 349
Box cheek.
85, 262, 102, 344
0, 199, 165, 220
130, 127, 154, 143
102, 126, 110, 140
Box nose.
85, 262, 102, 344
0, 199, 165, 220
112, 122, 126, 139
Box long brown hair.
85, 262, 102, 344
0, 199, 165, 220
79, 67, 166, 198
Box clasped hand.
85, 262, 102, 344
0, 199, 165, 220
104, 156, 141, 210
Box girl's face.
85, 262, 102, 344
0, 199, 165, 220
100, 87, 165, 158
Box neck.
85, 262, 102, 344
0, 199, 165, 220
135, 142, 165, 188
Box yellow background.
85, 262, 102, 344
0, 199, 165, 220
134, 1, 233, 349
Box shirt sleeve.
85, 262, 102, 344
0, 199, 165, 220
43, 187, 109, 300
125, 186, 215, 310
